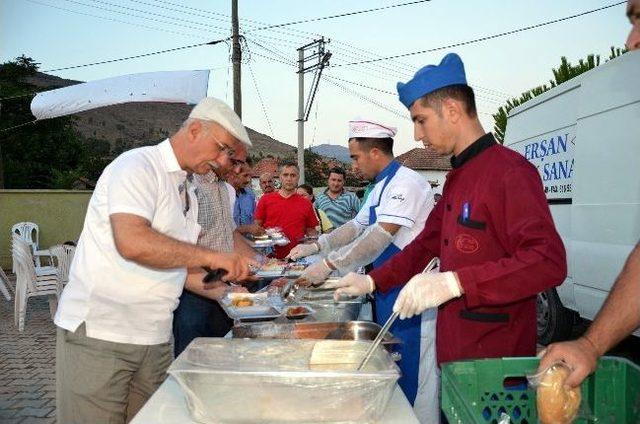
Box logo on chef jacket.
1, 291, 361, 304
455, 233, 479, 254
390, 193, 406, 202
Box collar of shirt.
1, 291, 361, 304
158, 138, 187, 178
374, 160, 401, 184
450, 133, 496, 169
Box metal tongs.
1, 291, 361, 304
356, 257, 440, 371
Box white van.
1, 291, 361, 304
503, 50, 640, 344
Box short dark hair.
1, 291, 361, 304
298, 183, 313, 196
420, 84, 477, 118
280, 161, 299, 173
350, 137, 394, 156
328, 167, 346, 179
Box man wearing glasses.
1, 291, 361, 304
173, 136, 261, 357
54, 97, 256, 423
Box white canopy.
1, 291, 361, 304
31, 70, 210, 120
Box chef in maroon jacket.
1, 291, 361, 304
331, 52, 567, 365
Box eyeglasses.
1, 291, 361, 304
211, 134, 237, 159
230, 158, 246, 168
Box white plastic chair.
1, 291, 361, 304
11, 222, 41, 270
49, 244, 76, 285
11, 235, 61, 331
0, 266, 11, 301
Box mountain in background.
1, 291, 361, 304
26, 72, 298, 159
310, 144, 351, 164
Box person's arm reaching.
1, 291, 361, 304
539, 244, 640, 387
111, 213, 254, 281
184, 268, 248, 299
300, 222, 399, 285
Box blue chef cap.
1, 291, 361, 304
397, 53, 468, 109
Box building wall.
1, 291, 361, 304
0, 190, 92, 269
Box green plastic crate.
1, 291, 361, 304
441, 356, 640, 424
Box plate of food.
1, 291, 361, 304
220, 293, 281, 320
284, 305, 315, 320
254, 258, 289, 278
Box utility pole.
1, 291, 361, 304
296, 38, 331, 184
231, 0, 241, 118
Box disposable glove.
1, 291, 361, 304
286, 242, 319, 260
298, 259, 332, 285
325, 272, 375, 301
393, 272, 462, 319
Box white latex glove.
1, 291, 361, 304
325, 272, 375, 301
286, 242, 319, 260
393, 272, 462, 319
299, 259, 332, 285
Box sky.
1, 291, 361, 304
0, 0, 630, 155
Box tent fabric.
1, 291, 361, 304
31, 70, 210, 120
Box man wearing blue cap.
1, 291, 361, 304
331, 53, 567, 419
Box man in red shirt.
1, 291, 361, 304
254, 162, 318, 258
332, 53, 567, 365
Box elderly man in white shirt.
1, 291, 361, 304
54, 98, 255, 424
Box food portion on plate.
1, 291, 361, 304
231, 297, 254, 307
254, 258, 307, 278
285, 305, 314, 319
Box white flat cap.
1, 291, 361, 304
348, 118, 397, 139
189, 97, 252, 146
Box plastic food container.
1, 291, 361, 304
168, 338, 400, 423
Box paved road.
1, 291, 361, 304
0, 277, 56, 424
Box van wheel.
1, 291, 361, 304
537, 288, 574, 345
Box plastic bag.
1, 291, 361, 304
528, 362, 582, 424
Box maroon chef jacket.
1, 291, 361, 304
369, 133, 567, 365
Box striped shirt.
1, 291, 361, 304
314, 190, 360, 228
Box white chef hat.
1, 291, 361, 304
348, 118, 397, 139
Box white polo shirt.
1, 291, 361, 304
355, 166, 434, 249
54, 139, 200, 345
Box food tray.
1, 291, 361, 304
218, 293, 282, 321
283, 305, 315, 319
232, 321, 400, 347
169, 338, 400, 423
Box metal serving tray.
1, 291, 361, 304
232, 321, 400, 346
218, 295, 282, 321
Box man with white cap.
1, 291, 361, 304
54, 97, 256, 423
288, 118, 436, 416
332, 53, 567, 421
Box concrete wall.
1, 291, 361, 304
0, 190, 92, 269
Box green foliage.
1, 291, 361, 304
0, 55, 109, 189
492, 47, 627, 143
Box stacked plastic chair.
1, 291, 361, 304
49, 244, 76, 285
11, 234, 61, 331
11, 221, 57, 277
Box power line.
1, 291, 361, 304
245, 0, 432, 32
244, 44, 275, 138
43, 38, 229, 72
26, 0, 207, 40
322, 77, 409, 120
79, 0, 230, 33
324, 75, 396, 96
331, 1, 626, 67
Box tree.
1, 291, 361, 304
0, 56, 109, 189
493, 47, 626, 143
